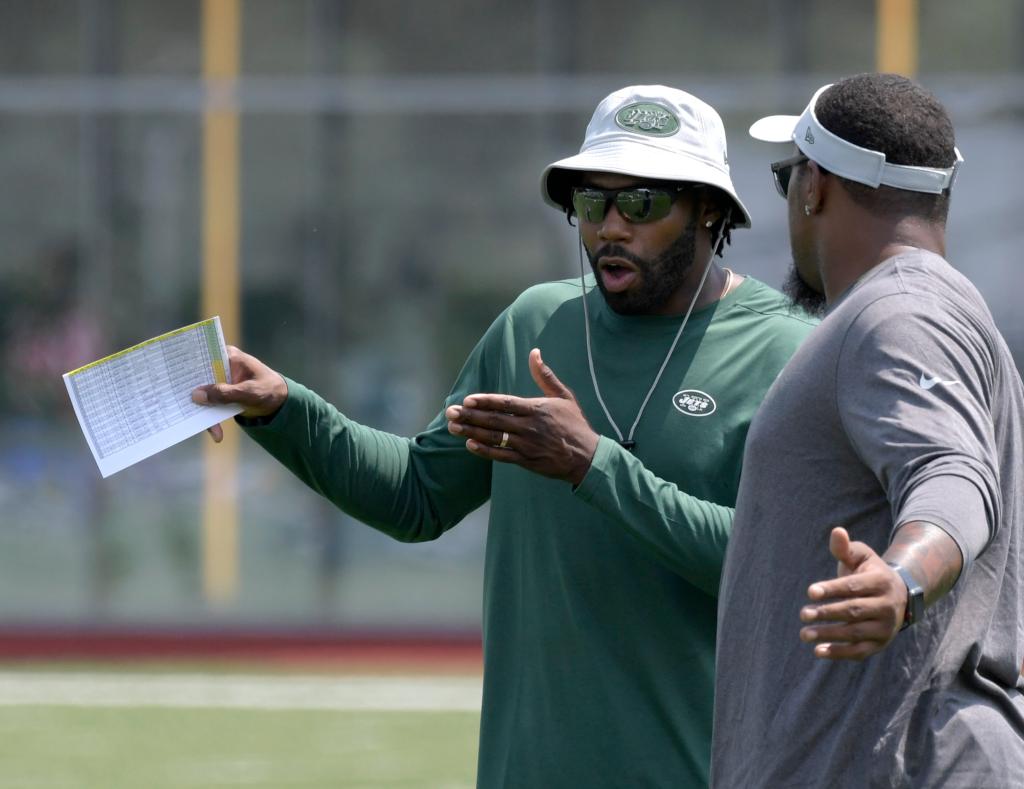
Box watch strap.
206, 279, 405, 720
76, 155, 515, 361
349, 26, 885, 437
887, 562, 925, 630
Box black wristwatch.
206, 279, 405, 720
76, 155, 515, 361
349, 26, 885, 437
887, 562, 925, 630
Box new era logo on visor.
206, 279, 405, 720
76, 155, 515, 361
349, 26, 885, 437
673, 390, 716, 417
615, 103, 680, 136
804, 126, 815, 144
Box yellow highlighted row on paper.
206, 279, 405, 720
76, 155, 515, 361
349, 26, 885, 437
65, 318, 221, 377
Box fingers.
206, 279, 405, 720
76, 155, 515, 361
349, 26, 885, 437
808, 640, 882, 661
457, 394, 536, 415
829, 526, 851, 562
801, 585, 897, 629
829, 526, 875, 574
529, 348, 574, 400
446, 409, 520, 447
799, 603, 899, 662
226, 345, 257, 382
801, 542, 905, 661
463, 438, 520, 463
800, 618, 890, 645
191, 380, 276, 417
192, 383, 242, 406
804, 568, 901, 622
191, 349, 288, 418
447, 417, 511, 447
803, 605, 893, 660
806, 568, 889, 603
801, 592, 886, 623
800, 616, 889, 641
457, 346, 576, 415
447, 395, 539, 438
206, 423, 224, 443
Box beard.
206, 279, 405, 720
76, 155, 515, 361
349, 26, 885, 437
782, 263, 827, 318
586, 216, 698, 315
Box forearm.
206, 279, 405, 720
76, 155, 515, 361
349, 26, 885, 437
574, 437, 732, 595
883, 521, 963, 608
243, 379, 489, 542
883, 471, 991, 608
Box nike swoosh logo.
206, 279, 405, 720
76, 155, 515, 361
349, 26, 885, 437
919, 373, 961, 390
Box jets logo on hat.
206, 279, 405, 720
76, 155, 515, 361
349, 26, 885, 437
615, 103, 680, 137
673, 390, 717, 417
540, 85, 753, 227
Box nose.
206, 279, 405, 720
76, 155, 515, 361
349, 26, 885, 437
596, 203, 633, 243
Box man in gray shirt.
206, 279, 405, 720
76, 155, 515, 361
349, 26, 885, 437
713, 73, 1024, 787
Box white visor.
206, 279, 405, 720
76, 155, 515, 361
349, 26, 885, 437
749, 84, 962, 194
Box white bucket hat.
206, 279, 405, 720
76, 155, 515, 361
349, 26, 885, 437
749, 84, 963, 194
541, 85, 752, 228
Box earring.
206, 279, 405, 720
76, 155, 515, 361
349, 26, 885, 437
705, 220, 713, 228
803, 205, 811, 216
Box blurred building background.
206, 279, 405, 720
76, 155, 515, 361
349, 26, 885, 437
0, 0, 1021, 643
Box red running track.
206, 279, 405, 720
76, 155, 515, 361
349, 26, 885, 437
0, 626, 483, 672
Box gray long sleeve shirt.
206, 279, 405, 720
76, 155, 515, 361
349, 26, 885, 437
713, 250, 1024, 788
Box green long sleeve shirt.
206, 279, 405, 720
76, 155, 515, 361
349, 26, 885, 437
242, 275, 814, 788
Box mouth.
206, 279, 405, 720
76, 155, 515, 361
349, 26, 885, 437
598, 257, 639, 293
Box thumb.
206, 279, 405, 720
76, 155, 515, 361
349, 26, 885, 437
529, 348, 573, 400
192, 383, 240, 406
829, 526, 873, 575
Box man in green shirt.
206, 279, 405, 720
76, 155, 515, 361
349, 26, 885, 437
193, 85, 813, 787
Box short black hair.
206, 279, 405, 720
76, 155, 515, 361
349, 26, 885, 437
814, 73, 957, 221
700, 186, 736, 258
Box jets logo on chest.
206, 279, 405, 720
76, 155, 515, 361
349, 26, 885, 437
673, 390, 717, 417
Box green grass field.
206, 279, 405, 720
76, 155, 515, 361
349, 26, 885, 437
0, 668, 480, 788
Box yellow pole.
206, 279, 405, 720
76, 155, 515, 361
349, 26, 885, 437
876, 0, 918, 76
201, 0, 241, 603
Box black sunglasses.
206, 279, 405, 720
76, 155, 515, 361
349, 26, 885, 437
571, 185, 689, 224
770, 153, 809, 198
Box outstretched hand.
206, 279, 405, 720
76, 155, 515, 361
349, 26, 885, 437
191, 345, 289, 443
445, 348, 599, 485
799, 527, 908, 661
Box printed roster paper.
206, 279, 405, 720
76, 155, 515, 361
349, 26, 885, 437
63, 317, 242, 477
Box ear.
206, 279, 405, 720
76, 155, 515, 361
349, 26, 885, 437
802, 161, 828, 215
697, 194, 724, 229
